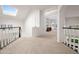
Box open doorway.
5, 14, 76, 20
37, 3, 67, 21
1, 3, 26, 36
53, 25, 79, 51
42, 9, 58, 38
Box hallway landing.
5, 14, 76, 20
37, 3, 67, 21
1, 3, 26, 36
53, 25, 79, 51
0, 31, 76, 54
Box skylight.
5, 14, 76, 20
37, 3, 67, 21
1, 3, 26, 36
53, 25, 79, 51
2, 5, 17, 16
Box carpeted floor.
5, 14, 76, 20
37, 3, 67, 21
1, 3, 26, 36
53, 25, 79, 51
0, 31, 76, 54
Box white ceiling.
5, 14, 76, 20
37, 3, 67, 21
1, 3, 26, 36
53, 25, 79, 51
0, 5, 58, 21
44, 9, 58, 20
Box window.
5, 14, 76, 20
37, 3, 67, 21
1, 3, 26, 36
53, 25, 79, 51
2, 5, 17, 16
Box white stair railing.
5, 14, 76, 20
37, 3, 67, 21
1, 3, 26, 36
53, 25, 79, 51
63, 27, 79, 53
0, 26, 21, 49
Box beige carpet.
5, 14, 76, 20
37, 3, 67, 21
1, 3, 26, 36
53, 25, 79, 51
0, 31, 76, 54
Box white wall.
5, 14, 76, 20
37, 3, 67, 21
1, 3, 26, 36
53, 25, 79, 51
65, 17, 79, 26
22, 9, 40, 37
0, 18, 22, 27
65, 6, 79, 18
57, 6, 66, 42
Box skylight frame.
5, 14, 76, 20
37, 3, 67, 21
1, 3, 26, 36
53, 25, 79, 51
2, 5, 18, 16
